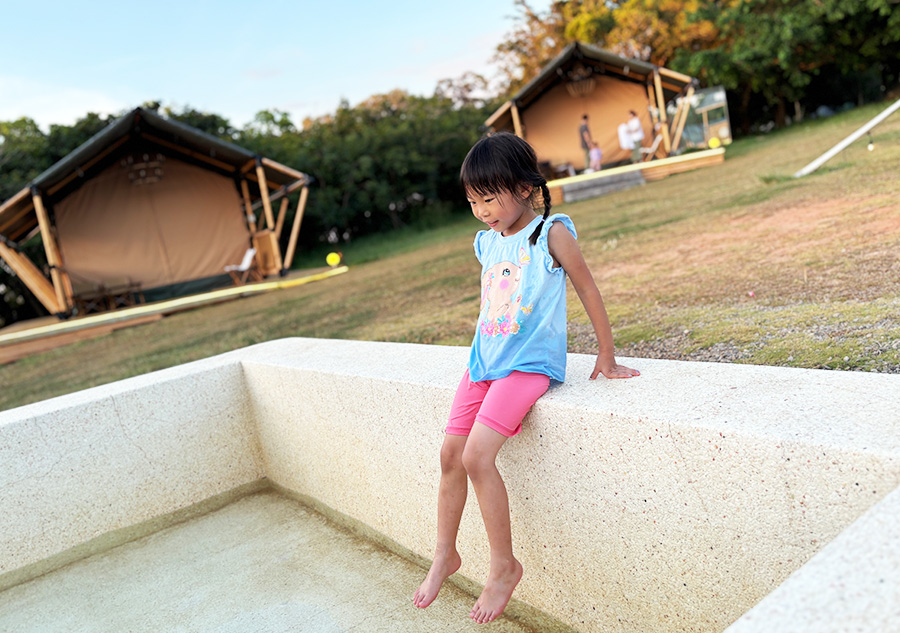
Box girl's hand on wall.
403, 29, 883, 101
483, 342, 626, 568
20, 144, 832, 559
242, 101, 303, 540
591, 358, 640, 380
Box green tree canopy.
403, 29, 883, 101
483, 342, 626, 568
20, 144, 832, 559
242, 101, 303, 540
238, 89, 487, 250
493, 0, 900, 128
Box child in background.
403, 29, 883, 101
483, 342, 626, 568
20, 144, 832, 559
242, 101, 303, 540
413, 132, 639, 623
627, 110, 645, 163
589, 141, 603, 172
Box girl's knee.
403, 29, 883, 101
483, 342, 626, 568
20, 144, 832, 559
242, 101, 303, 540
461, 444, 495, 478
440, 438, 466, 473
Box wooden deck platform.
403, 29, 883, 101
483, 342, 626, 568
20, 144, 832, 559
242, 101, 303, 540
0, 266, 349, 365
547, 147, 726, 204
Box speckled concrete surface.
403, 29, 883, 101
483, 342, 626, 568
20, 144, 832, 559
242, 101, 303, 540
241, 338, 900, 633
724, 480, 900, 632
0, 355, 264, 582
3, 337, 900, 633
0, 491, 544, 633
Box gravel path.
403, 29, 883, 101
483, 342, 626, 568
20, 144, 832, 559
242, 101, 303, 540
568, 321, 900, 374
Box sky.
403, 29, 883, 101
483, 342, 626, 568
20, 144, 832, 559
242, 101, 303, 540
1, 0, 552, 131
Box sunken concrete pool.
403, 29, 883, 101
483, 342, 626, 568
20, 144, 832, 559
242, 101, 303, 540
2, 338, 899, 632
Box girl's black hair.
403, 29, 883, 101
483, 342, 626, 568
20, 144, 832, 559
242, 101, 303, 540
460, 132, 551, 246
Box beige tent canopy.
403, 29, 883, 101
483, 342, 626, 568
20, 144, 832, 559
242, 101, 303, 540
486, 42, 697, 169
0, 107, 311, 317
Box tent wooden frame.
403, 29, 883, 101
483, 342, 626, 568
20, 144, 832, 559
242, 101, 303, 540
484, 42, 697, 164
0, 107, 312, 318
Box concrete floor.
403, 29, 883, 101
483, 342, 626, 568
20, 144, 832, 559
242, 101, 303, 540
0, 492, 541, 633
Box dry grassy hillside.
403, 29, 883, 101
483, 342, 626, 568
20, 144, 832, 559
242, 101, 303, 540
2, 102, 898, 411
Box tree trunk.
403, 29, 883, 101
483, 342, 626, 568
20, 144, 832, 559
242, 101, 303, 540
739, 84, 752, 136
775, 98, 787, 128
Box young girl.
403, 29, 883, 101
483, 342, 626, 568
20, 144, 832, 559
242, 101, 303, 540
412, 132, 639, 624
589, 141, 603, 172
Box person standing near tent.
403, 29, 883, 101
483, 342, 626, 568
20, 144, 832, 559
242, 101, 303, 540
626, 110, 645, 163
578, 114, 593, 171
617, 121, 634, 159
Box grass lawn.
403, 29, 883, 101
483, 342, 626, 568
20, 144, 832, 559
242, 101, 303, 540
2, 102, 899, 412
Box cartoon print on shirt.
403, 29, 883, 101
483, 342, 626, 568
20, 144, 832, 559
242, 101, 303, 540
479, 247, 534, 337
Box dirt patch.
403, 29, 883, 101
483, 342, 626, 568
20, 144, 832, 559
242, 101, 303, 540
593, 194, 900, 305
572, 193, 900, 373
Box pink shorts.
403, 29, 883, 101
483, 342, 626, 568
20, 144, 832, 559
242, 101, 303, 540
446, 369, 550, 438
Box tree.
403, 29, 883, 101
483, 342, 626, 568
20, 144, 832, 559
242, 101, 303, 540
808, 0, 900, 100
46, 112, 114, 163
244, 109, 295, 137
434, 71, 495, 109
676, 0, 900, 129
567, 0, 725, 66
166, 107, 236, 139
493, 0, 899, 132
236, 90, 488, 254
0, 118, 49, 202
492, 0, 573, 95
493, 0, 724, 87
0, 113, 117, 326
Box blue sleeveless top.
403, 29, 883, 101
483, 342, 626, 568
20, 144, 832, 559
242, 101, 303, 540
468, 213, 576, 382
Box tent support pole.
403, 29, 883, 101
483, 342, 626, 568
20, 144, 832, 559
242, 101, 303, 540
246, 171, 284, 192
0, 187, 31, 219
250, 179, 307, 211
255, 159, 275, 229
261, 157, 308, 182
653, 70, 672, 155
647, 84, 659, 127
0, 199, 35, 235
670, 85, 695, 154
282, 185, 309, 273
275, 197, 288, 240
0, 241, 60, 314
240, 179, 258, 234
511, 102, 524, 139
31, 187, 72, 314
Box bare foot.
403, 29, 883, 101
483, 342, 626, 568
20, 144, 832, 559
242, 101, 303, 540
469, 559, 523, 624
413, 550, 461, 608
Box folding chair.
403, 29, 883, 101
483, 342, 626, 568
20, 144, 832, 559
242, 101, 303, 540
640, 134, 664, 161
225, 248, 263, 285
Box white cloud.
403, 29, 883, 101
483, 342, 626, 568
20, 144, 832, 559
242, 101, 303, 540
0, 75, 131, 130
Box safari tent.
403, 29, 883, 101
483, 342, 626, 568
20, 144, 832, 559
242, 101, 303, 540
0, 108, 311, 318
485, 42, 698, 171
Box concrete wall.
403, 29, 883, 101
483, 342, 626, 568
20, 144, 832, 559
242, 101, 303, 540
2, 338, 899, 632
0, 351, 266, 589
723, 480, 900, 633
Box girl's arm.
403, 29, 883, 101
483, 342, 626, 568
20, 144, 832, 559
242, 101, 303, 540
548, 223, 640, 380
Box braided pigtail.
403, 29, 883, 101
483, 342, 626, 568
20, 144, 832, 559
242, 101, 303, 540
527, 181, 552, 246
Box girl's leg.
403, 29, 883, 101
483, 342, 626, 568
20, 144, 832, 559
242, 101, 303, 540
413, 433, 468, 608
461, 422, 522, 624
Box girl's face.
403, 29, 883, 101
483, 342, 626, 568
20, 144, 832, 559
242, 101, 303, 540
467, 185, 536, 236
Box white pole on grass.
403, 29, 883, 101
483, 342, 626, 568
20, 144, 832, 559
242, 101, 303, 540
793, 98, 900, 178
